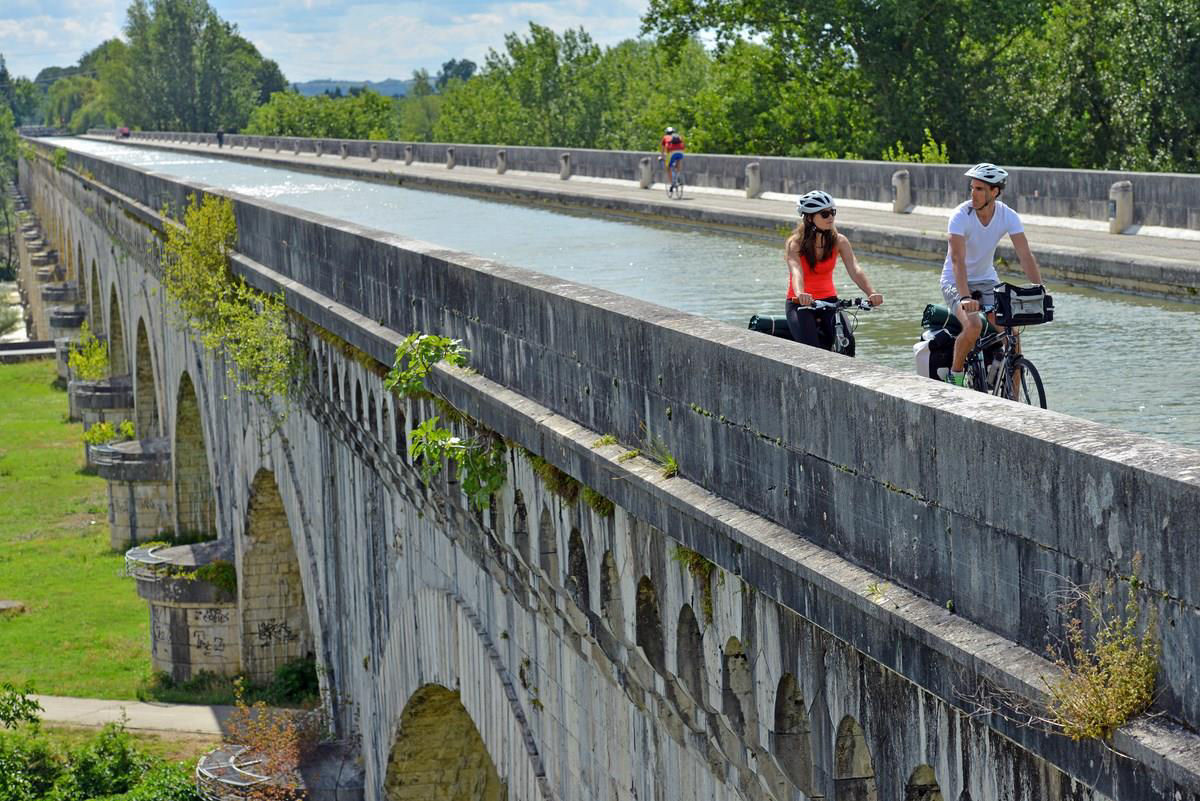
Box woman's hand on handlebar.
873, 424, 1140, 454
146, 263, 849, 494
867, 293, 883, 307
795, 292, 813, 306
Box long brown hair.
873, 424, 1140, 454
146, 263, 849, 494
792, 214, 836, 272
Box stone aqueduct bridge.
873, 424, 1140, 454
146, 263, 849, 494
17, 138, 1200, 801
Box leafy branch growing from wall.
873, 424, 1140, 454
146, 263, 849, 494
386, 333, 507, 510
160, 193, 301, 406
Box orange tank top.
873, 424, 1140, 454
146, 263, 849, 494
787, 249, 838, 300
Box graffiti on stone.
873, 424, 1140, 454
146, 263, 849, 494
256, 619, 300, 646
195, 607, 231, 624
192, 630, 227, 655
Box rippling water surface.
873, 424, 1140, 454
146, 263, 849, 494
48, 138, 1200, 449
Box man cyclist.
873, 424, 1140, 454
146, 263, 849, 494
942, 162, 1043, 386
658, 126, 685, 194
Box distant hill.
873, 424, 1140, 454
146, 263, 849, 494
290, 79, 413, 98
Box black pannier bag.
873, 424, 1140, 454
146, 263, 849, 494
748, 314, 794, 340
993, 282, 1054, 326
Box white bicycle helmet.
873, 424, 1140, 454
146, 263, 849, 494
796, 190, 836, 215
964, 162, 1008, 186
665, 126, 676, 134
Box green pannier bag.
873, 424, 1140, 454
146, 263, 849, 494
920, 304, 996, 337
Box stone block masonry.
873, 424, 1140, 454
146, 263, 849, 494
25, 135, 1200, 801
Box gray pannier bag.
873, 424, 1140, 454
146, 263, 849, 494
993, 282, 1054, 326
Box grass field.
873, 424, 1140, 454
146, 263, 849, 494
0, 359, 151, 699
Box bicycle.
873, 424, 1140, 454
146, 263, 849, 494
959, 290, 1048, 408
659, 156, 684, 199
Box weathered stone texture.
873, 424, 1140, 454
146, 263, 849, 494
23, 137, 1200, 801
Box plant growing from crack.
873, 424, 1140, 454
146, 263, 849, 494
386, 332, 506, 510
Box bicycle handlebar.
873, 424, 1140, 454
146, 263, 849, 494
807, 298, 874, 311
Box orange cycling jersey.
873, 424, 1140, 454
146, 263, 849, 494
787, 250, 838, 301
661, 135, 685, 153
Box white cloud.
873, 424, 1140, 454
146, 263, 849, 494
0, 0, 650, 82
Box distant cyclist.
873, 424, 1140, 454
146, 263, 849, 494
658, 126, 685, 193
942, 163, 1043, 385
785, 190, 884, 353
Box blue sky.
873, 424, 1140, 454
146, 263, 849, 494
1, 0, 650, 82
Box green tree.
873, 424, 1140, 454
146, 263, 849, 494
243, 88, 399, 140
642, 0, 1049, 160
435, 58, 477, 91
0, 105, 18, 280
435, 24, 606, 147
110, 0, 287, 132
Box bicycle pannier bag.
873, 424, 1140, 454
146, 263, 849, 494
993, 283, 1054, 326
748, 314, 794, 340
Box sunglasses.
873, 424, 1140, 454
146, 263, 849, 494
818, 209, 837, 219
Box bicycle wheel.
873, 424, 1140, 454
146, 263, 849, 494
1003, 356, 1047, 408
965, 356, 989, 392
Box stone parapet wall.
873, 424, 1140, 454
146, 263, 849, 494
39, 136, 1200, 728
103, 129, 1200, 230
32, 134, 1200, 800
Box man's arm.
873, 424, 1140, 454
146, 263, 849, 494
1009, 232, 1042, 284
948, 234, 976, 311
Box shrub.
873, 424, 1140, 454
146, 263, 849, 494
48, 723, 152, 800
1044, 574, 1160, 741
82, 420, 135, 447
0, 729, 62, 801
118, 761, 201, 801
0, 682, 41, 730
194, 559, 237, 597
68, 322, 109, 381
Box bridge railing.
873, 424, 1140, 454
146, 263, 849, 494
43, 137, 1200, 733
86, 128, 1200, 231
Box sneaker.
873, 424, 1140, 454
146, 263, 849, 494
945, 372, 966, 387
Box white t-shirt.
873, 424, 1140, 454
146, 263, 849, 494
940, 200, 1024, 285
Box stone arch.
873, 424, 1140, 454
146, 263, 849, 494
342, 370, 351, 412
74, 241, 82, 282
331, 363, 341, 404
89, 261, 104, 336
240, 469, 312, 683
905, 765, 943, 801
722, 637, 756, 738
636, 576, 665, 673
354, 380, 363, 421
173, 371, 215, 539
513, 490, 530, 565
566, 528, 589, 611
773, 673, 815, 794
600, 550, 623, 633
538, 505, 558, 582
319, 347, 330, 398
368, 391, 378, 436
134, 318, 160, 438
834, 716, 878, 801
383, 684, 504, 801
108, 283, 128, 376
676, 604, 706, 706
392, 400, 407, 459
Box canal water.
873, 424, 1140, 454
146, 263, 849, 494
46, 138, 1199, 449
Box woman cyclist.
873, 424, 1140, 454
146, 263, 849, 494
785, 190, 884, 353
